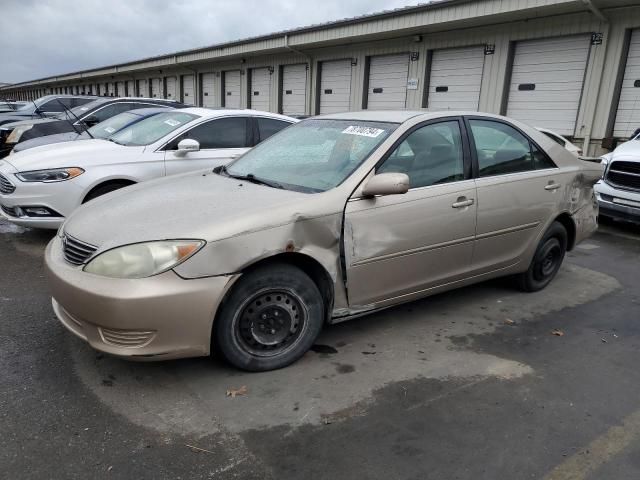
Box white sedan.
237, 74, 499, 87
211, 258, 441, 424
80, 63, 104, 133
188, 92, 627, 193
0, 108, 296, 229
535, 127, 583, 157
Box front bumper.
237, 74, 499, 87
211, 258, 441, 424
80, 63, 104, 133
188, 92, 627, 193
45, 235, 237, 360
595, 181, 640, 224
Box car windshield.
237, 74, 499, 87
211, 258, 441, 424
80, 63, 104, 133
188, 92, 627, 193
110, 111, 198, 146
88, 112, 140, 139
69, 100, 103, 117
225, 119, 397, 193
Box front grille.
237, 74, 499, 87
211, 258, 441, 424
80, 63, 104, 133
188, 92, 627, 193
99, 327, 156, 348
62, 233, 98, 265
0, 173, 15, 194
1, 204, 18, 217
606, 161, 640, 192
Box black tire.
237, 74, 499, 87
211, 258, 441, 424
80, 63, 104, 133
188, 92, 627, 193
83, 182, 132, 203
516, 221, 568, 292
213, 263, 324, 371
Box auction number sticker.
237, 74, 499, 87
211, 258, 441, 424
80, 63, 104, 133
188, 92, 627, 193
342, 126, 385, 138
164, 119, 181, 127
104, 127, 115, 133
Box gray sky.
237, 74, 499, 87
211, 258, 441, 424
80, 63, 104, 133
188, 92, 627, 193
0, 0, 418, 84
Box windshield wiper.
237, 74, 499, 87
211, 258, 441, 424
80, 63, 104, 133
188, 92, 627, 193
219, 166, 283, 189
107, 137, 122, 145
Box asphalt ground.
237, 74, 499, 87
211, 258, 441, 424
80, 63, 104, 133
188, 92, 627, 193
1, 216, 639, 479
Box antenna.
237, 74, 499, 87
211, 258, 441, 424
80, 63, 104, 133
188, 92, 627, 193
53, 99, 94, 139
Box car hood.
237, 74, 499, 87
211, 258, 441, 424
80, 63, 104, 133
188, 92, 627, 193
611, 140, 640, 160
63, 171, 325, 251
3, 117, 57, 129
3, 139, 132, 171
0, 113, 34, 127
12, 131, 83, 153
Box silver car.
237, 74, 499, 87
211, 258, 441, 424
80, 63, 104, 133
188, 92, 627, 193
45, 111, 602, 371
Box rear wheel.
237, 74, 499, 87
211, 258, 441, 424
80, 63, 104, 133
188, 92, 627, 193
516, 221, 567, 292
83, 182, 133, 203
213, 264, 324, 371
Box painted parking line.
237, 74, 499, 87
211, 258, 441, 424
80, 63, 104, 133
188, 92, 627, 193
543, 409, 640, 480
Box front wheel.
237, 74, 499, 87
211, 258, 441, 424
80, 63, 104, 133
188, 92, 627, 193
516, 221, 568, 292
213, 263, 324, 371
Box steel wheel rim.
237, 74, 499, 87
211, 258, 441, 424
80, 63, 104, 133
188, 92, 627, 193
534, 238, 561, 281
232, 288, 308, 358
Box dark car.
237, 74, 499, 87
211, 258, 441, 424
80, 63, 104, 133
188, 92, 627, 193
0, 97, 184, 158
12, 107, 172, 154
0, 95, 97, 127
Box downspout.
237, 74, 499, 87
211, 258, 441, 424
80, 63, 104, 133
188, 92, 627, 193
284, 34, 313, 115
581, 0, 608, 155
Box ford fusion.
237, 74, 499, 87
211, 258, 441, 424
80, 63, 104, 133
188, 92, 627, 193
45, 111, 602, 371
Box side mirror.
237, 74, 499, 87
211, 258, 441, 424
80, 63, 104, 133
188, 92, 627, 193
362, 172, 410, 197
176, 138, 200, 155
83, 115, 100, 127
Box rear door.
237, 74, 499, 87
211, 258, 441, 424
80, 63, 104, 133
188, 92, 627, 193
344, 118, 477, 306
466, 117, 562, 273
164, 116, 250, 176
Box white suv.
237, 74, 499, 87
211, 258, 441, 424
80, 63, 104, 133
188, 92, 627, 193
0, 108, 296, 229
595, 135, 640, 223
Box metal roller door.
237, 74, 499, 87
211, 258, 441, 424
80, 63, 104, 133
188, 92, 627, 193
282, 64, 307, 116
116, 81, 125, 97
126, 80, 134, 97
107, 82, 115, 96
250, 67, 271, 111
614, 29, 640, 138
201, 73, 215, 107
136, 79, 148, 97
367, 54, 409, 110
506, 35, 591, 136
182, 75, 195, 105
165, 77, 177, 100
223, 70, 241, 108
150, 78, 162, 98
428, 46, 485, 111
319, 59, 352, 114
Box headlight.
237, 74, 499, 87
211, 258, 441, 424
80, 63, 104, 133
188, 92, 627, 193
16, 167, 84, 182
84, 240, 204, 279
6, 124, 33, 143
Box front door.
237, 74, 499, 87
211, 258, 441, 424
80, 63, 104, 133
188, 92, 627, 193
344, 118, 477, 307
164, 117, 250, 176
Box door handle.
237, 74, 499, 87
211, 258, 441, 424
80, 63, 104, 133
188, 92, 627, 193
545, 182, 561, 191
452, 197, 474, 209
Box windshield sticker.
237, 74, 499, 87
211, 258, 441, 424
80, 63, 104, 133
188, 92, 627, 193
80, 107, 89, 111
164, 119, 181, 127
104, 127, 115, 133
342, 126, 385, 138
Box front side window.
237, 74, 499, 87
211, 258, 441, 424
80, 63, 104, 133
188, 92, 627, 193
226, 119, 397, 192
40, 100, 67, 113
110, 111, 199, 146
469, 120, 535, 177
378, 120, 465, 188
166, 117, 248, 150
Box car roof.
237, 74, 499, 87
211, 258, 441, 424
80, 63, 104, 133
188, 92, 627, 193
88, 97, 182, 105
316, 110, 509, 124
178, 108, 298, 122
127, 107, 174, 116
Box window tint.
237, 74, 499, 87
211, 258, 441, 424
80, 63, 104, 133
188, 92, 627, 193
86, 103, 132, 123
168, 117, 248, 150
469, 120, 534, 177
40, 100, 66, 113
257, 118, 291, 142
532, 144, 557, 170
378, 121, 465, 188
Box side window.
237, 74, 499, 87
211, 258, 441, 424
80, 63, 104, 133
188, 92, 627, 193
257, 118, 291, 142
532, 144, 557, 170
86, 103, 131, 123
378, 120, 465, 189
40, 100, 66, 113
468, 120, 533, 177
542, 131, 565, 147
167, 117, 248, 150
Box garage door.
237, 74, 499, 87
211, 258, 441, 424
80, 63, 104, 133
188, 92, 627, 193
115, 81, 125, 97
136, 79, 147, 97
367, 54, 410, 110
319, 59, 352, 114
125, 80, 134, 97
506, 35, 591, 136
427, 46, 485, 111
182, 75, 195, 105
223, 70, 241, 108
614, 29, 640, 138
250, 68, 271, 111
165, 77, 177, 100
151, 78, 162, 98
107, 82, 115, 96
282, 64, 307, 116
201, 73, 216, 107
